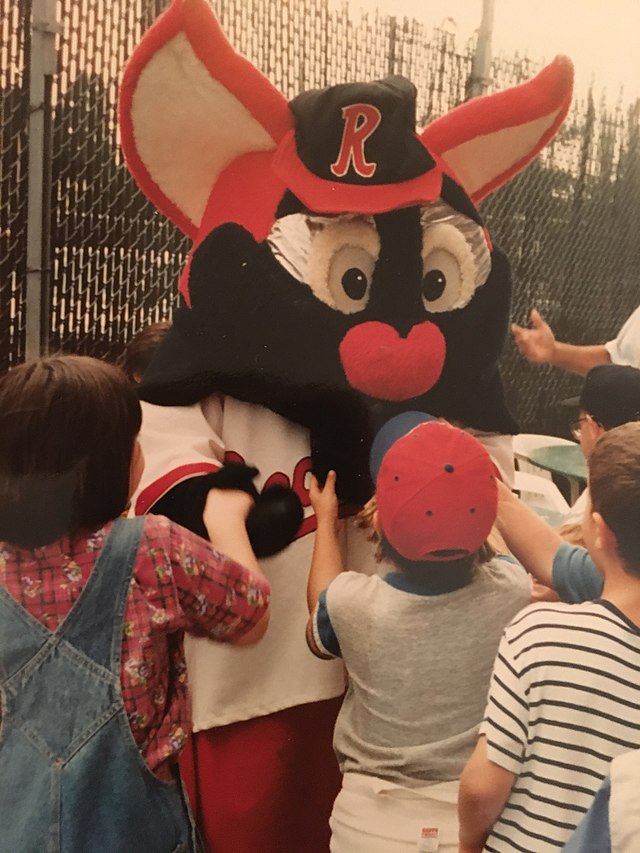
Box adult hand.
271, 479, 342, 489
511, 308, 556, 365
309, 471, 339, 526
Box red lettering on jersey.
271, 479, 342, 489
292, 456, 312, 508
220, 453, 350, 543
330, 104, 382, 179
263, 471, 290, 491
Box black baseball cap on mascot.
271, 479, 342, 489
564, 364, 640, 430
274, 74, 483, 222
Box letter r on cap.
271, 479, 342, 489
330, 103, 382, 179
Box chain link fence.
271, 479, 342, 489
1, 0, 30, 369
2, 0, 640, 434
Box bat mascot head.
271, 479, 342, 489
120, 0, 573, 505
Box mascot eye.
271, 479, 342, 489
420, 206, 492, 314
328, 246, 374, 313
307, 216, 380, 314
421, 249, 464, 313
422, 268, 447, 303
266, 213, 380, 314
342, 268, 368, 300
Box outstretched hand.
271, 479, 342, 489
309, 471, 339, 526
511, 308, 556, 364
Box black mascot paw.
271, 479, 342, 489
149, 462, 303, 558
246, 484, 304, 559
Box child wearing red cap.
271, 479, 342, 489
306, 421, 531, 853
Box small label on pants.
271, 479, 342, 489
417, 826, 439, 852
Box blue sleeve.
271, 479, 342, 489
309, 589, 342, 659
562, 776, 611, 853
553, 542, 604, 603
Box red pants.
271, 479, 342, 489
180, 696, 343, 853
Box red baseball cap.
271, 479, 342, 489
376, 422, 498, 562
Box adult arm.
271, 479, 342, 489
511, 308, 610, 375
458, 736, 516, 853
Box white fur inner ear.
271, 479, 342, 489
308, 219, 380, 310
131, 32, 276, 229
442, 113, 562, 200
421, 222, 484, 313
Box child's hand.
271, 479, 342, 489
203, 488, 255, 536
309, 471, 338, 525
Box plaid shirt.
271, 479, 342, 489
0, 514, 270, 780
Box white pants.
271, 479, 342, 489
330, 772, 459, 853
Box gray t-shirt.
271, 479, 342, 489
311, 556, 531, 787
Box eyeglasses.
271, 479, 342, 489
570, 414, 600, 440
570, 416, 587, 440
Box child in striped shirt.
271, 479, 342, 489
459, 422, 640, 853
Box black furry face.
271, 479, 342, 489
141, 203, 517, 502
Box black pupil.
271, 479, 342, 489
422, 269, 446, 302
342, 267, 368, 301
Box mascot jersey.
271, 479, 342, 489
120, 1, 573, 849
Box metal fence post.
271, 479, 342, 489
25, 0, 58, 359
467, 0, 494, 99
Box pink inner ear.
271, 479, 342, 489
421, 55, 574, 202
119, 0, 292, 239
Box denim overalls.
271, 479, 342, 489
0, 517, 197, 852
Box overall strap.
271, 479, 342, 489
57, 516, 145, 672
0, 583, 52, 683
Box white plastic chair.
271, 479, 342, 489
513, 433, 576, 479
512, 470, 570, 526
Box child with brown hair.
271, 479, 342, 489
459, 422, 640, 852
0, 355, 270, 852
306, 420, 530, 852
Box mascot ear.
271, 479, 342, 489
422, 56, 573, 204
119, 0, 292, 239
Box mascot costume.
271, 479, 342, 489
119, 0, 573, 849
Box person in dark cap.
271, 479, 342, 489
559, 364, 640, 542
306, 420, 530, 852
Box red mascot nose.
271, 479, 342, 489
339, 321, 446, 401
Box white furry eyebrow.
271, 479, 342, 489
267, 215, 312, 282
